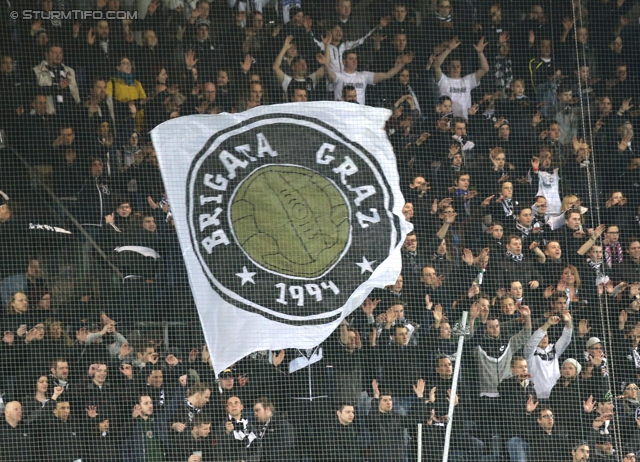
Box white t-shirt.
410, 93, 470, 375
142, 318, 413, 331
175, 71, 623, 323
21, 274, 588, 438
438, 73, 478, 119
333, 70, 375, 105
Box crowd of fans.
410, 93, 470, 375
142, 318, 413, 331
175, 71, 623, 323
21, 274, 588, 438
1, 0, 640, 461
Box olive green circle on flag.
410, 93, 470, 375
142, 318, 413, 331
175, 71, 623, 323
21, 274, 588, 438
230, 164, 350, 278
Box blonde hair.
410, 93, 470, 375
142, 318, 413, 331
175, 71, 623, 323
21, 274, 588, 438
7, 291, 27, 314
563, 264, 582, 289
561, 195, 579, 212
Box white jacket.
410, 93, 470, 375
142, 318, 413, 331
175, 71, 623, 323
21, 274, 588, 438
33, 60, 81, 115
523, 326, 572, 399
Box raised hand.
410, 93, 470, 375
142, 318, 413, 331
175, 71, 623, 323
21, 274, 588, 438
133, 404, 142, 419
2, 331, 14, 345
620, 97, 634, 113
86, 405, 98, 418
481, 195, 495, 207
578, 319, 591, 337
273, 349, 286, 367
469, 302, 480, 319
620, 136, 632, 151
462, 248, 474, 265
398, 53, 415, 65
372, 379, 380, 396
413, 378, 425, 398
185, 50, 198, 69
240, 54, 252, 74
448, 37, 461, 50
531, 156, 540, 170
385, 307, 397, 324
583, 395, 596, 413
548, 315, 561, 325
52, 386, 64, 400
526, 395, 539, 413
433, 304, 444, 324
120, 364, 133, 378
425, 294, 433, 310
473, 37, 488, 53
429, 386, 437, 403
362, 298, 380, 316
120, 342, 132, 357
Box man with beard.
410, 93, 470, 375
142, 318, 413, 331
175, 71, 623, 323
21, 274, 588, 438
549, 359, 591, 438
252, 397, 296, 462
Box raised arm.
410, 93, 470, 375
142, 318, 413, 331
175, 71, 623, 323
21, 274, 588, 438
344, 15, 391, 51
577, 224, 606, 255
433, 37, 461, 82
316, 33, 335, 82
473, 37, 490, 81
555, 311, 573, 355
272, 35, 294, 84
373, 53, 414, 84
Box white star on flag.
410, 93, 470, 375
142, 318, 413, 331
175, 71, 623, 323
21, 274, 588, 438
236, 266, 256, 286
356, 256, 376, 274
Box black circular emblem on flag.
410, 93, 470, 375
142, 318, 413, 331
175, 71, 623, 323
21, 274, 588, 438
187, 114, 401, 325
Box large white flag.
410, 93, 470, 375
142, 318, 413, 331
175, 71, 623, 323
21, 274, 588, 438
151, 103, 410, 374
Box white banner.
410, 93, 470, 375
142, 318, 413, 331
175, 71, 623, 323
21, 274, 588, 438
151, 102, 410, 374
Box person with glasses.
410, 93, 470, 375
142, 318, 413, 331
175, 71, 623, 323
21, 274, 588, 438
616, 383, 640, 442
101, 197, 135, 248
106, 55, 147, 133
509, 406, 569, 462
585, 338, 607, 376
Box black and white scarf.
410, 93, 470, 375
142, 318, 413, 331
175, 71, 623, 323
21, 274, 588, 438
506, 250, 523, 262
435, 13, 452, 22
587, 258, 605, 279
229, 415, 257, 447
516, 221, 532, 236
502, 198, 515, 217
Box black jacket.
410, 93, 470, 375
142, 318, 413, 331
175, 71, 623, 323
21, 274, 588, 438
256, 412, 296, 462
497, 376, 538, 438
323, 417, 364, 462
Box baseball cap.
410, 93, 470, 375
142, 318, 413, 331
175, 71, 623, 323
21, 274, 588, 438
586, 337, 601, 349
219, 368, 234, 379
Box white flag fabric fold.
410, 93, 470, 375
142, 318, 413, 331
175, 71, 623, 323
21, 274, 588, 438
151, 102, 411, 374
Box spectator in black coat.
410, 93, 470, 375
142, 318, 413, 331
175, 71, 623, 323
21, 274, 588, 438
252, 396, 297, 462
323, 402, 364, 462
